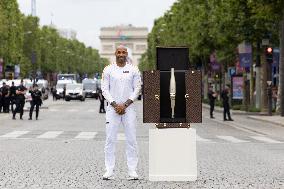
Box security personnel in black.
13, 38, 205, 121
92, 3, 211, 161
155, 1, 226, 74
0, 82, 10, 113
9, 81, 17, 113
221, 85, 233, 121
98, 88, 106, 113
13, 79, 27, 120
208, 85, 217, 119
28, 84, 42, 120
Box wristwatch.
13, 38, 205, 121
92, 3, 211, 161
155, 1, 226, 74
124, 99, 133, 108
110, 101, 117, 107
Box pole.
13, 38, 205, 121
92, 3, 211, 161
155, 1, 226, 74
255, 42, 261, 109
280, 13, 284, 116
267, 83, 272, 116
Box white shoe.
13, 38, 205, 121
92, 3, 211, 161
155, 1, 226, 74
128, 170, 138, 180
103, 170, 114, 180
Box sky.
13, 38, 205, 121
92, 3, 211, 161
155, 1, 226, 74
17, 0, 176, 50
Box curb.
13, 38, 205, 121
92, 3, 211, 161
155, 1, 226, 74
247, 116, 284, 128
202, 104, 260, 116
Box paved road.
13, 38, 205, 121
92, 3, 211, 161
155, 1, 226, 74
0, 98, 283, 188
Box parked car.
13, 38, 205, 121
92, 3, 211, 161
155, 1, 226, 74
56, 80, 76, 99
65, 83, 86, 101
82, 78, 98, 98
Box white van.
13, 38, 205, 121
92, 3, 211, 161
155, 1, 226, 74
56, 80, 76, 99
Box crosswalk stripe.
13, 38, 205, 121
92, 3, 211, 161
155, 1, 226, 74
37, 131, 63, 139
250, 136, 282, 144
68, 109, 78, 112
217, 136, 248, 143
75, 132, 97, 139
0, 131, 30, 138
117, 133, 126, 141
196, 134, 211, 142
49, 109, 59, 112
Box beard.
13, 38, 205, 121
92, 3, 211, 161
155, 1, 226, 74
117, 56, 126, 63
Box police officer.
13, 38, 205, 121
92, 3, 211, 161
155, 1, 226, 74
0, 82, 10, 113
102, 45, 141, 180
98, 88, 106, 113
12, 79, 27, 120
208, 85, 217, 119
221, 85, 233, 121
9, 81, 17, 113
29, 84, 42, 120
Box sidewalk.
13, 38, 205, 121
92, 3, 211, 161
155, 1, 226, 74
202, 103, 259, 115
248, 115, 284, 127
203, 103, 284, 127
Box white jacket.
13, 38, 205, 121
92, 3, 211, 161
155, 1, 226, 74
102, 63, 142, 105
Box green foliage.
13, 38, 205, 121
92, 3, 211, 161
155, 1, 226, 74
248, 106, 261, 112
139, 0, 284, 71
0, 1, 106, 79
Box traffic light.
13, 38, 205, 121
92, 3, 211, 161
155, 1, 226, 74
265, 47, 273, 64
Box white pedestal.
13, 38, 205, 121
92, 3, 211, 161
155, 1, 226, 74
149, 128, 197, 181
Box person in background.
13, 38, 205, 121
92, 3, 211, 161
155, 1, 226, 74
12, 79, 27, 120
63, 85, 66, 100
9, 81, 17, 113
98, 88, 106, 113
52, 86, 57, 101
0, 82, 10, 113
28, 84, 42, 120
208, 85, 217, 119
221, 85, 233, 121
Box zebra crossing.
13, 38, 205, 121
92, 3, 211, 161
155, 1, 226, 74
49, 108, 97, 112
0, 130, 283, 144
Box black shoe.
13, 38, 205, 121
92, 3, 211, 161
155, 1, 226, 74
36, 117, 38, 120
28, 117, 32, 120
224, 119, 228, 121
210, 116, 215, 119
12, 117, 16, 120
20, 117, 23, 120
228, 119, 234, 121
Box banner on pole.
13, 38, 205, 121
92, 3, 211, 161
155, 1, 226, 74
238, 42, 252, 68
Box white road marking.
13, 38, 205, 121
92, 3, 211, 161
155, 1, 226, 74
117, 133, 126, 141
217, 136, 249, 143
37, 131, 63, 139
68, 109, 78, 112
196, 134, 211, 142
250, 136, 283, 144
49, 109, 59, 112
87, 109, 96, 112
0, 131, 30, 138
75, 132, 97, 139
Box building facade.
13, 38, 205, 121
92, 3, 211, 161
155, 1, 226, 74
58, 28, 77, 40
99, 25, 148, 66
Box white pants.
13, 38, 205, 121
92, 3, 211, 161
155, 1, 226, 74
104, 106, 138, 172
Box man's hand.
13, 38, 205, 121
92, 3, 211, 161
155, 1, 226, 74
114, 104, 126, 115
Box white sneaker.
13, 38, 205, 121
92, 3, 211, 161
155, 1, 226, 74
103, 170, 114, 180
128, 170, 138, 180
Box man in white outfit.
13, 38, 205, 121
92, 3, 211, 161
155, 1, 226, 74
101, 45, 141, 180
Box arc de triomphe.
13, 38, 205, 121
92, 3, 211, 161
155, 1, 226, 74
99, 25, 148, 66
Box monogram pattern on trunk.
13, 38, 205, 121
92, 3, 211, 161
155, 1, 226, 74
185, 70, 202, 123
143, 70, 160, 123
